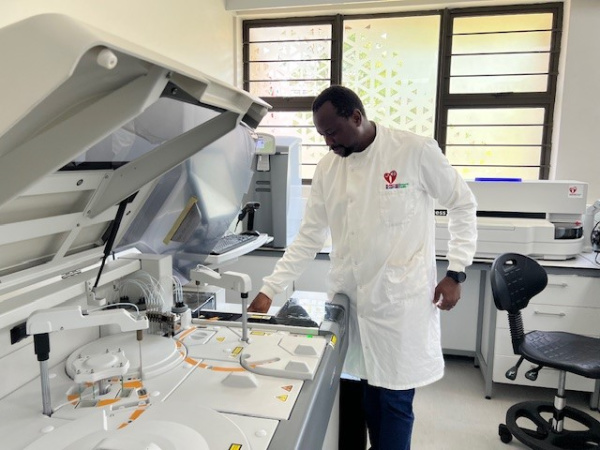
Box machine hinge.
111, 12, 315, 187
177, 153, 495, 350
61, 269, 82, 279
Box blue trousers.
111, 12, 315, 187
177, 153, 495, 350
364, 383, 415, 450
339, 378, 367, 449
339, 379, 415, 450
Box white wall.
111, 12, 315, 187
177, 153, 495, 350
554, 0, 600, 203
0, 0, 236, 84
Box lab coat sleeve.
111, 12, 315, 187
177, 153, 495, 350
260, 162, 330, 300
419, 138, 477, 272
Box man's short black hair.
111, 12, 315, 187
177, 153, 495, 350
312, 85, 367, 119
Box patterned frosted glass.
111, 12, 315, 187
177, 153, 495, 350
247, 25, 332, 97
453, 13, 552, 33
448, 108, 545, 124
450, 75, 548, 93
451, 53, 550, 76
448, 144, 542, 164
447, 125, 543, 146
249, 57, 331, 96
249, 25, 332, 42
249, 80, 331, 97
446, 108, 545, 179
249, 41, 331, 62
450, 13, 554, 94
342, 15, 440, 137
452, 31, 552, 54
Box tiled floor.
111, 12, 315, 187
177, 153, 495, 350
411, 356, 600, 449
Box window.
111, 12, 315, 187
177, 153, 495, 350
245, 22, 333, 98
244, 18, 337, 179
438, 5, 562, 180
243, 3, 562, 182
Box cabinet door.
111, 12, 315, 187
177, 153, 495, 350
437, 265, 480, 354
496, 304, 600, 336
532, 274, 600, 308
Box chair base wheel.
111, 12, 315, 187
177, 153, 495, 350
505, 400, 600, 450
499, 424, 512, 444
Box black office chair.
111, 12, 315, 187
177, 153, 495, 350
490, 253, 600, 450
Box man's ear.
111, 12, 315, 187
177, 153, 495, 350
351, 109, 363, 126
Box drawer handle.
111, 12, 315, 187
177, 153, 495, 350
534, 310, 566, 317
547, 282, 568, 288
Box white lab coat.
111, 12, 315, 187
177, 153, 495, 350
260, 126, 477, 390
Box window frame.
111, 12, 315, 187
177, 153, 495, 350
436, 2, 563, 180
242, 15, 342, 112
242, 2, 563, 182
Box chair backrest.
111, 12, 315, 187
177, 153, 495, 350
490, 253, 548, 314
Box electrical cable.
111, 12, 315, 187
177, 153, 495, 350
119, 271, 166, 311
172, 276, 184, 306
591, 220, 600, 251
589, 220, 600, 265
119, 279, 155, 311
236, 202, 260, 232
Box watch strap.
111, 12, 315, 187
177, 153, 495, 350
446, 270, 466, 283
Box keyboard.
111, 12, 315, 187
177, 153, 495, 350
210, 233, 258, 255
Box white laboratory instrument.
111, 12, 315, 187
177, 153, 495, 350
436, 180, 588, 260
0, 14, 347, 450
242, 134, 304, 248
583, 199, 600, 253
27, 306, 149, 335
27, 306, 148, 416
190, 267, 252, 342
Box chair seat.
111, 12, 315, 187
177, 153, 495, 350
520, 330, 600, 379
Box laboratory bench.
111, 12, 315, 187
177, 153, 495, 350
222, 249, 600, 410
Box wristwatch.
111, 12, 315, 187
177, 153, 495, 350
446, 270, 466, 283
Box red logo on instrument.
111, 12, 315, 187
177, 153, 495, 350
384, 170, 397, 185
569, 186, 577, 194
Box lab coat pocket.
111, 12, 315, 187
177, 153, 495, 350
383, 262, 428, 304
379, 188, 416, 227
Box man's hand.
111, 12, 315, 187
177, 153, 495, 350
433, 277, 461, 311
248, 292, 272, 313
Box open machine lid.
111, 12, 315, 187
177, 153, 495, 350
0, 14, 269, 293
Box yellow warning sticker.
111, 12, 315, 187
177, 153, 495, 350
217, 337, 225, 342
231, 346, 243, 356
330, 334, 337, 347
276, 394, 289, 402
229, 444, 242, 450
250, 331, 265, 336
281, 385, 293, 392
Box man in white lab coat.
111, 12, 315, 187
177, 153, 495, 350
248, 85, 477, 450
